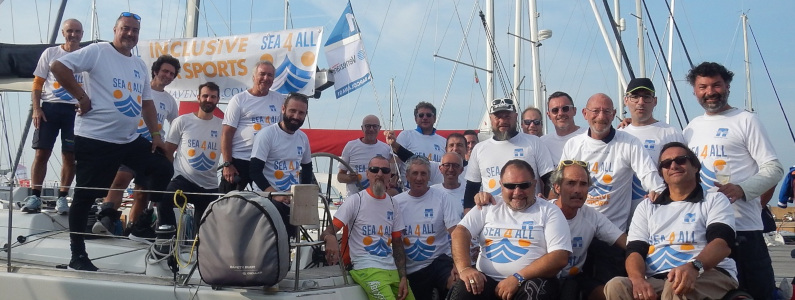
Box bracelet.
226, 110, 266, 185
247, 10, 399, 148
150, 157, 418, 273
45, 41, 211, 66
512, 273, 525, 286
459, 266, 473, 273
150, 131, 161, 137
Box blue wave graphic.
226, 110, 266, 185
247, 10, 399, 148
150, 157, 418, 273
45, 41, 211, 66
53, 87, 74, 101
405, 239, 436, 261
646, 246, 693, 273
136, 126, 152, 141
699, 163, 718, 190
364, 238, 392, 257
115, 95, 142, 117
484, 239, 529, 263
631, 175, 646, 199
274, 56, 313, 93
189, 152, 215, 171
490, 187, 502, 196
588, 181, 612, 197
275, 173, 299, 191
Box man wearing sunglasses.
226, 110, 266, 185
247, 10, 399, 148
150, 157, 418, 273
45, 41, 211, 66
50, 12, 174, 271
540, 92, 587, 164
338, 115, 393, 196
682, 62, 783, 300
520, 107, 544, 137
395, 102, 447, 164
604, 142, 738, 300
451, 159, 571, 300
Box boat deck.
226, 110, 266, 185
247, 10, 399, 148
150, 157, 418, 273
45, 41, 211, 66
771, 243, 795, 282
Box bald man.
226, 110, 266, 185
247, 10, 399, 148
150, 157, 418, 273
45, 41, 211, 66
338, 115, 393, 196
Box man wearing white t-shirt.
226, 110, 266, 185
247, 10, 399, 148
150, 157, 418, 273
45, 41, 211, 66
604, 142, 738, 300
323, 156, 415, 300
464, 98, 555, 212
250, 93, 314, 238
430, 152, 466, 218
157, 82, 222, 233
682, 62, 783, 300
394, 156, 461, 300
50, 12, 174, 271
550, 160, 625, 300
540, 92, 587, 165
520, 107, 544, 137
395, 102, 447, 163
220, 60, 285, 192
338, 115, 393, 196
451, 159, 571, 300
388, 132, 469, 186
463, 130, 479, 161
22, 19, 83, 215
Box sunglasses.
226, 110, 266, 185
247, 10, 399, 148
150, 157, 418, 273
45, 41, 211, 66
417, 113, 435, 118
522, 119, 541, 126
120, 12, 142, 21
558, 160, 588, 170
503, 182, 533, 190
549, 105, 574, 114
659, 155, 691, 169
368, 166, 391, 174
490, 98, 517, 113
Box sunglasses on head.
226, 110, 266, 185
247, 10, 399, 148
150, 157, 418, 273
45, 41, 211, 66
523, 119, 541, 126
120, 12, 141, 20
503, 182, 533, 190
549, 105, 573, 114
558, 160, 588, 170
659, 155, 690, 169
368, 166, 391, 174
417, 113, 435, 118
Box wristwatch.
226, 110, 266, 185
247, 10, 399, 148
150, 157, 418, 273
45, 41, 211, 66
689, 259, 704, 276
221, 162, 232, 168
512, 273, 525, 286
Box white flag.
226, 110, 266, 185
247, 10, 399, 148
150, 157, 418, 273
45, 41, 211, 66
324, 1, 372, 98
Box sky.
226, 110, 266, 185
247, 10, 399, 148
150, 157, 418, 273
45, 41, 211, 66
1, 0, 794, 190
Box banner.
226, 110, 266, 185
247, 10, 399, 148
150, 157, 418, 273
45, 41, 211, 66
136, 27, 323, 102
324, 1, 372, 98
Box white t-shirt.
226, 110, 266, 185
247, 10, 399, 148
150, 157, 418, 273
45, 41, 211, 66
33, 45, 84, 104
459, 197, 572, 280
222, 90, 285, 160
396, 129, 447, 163
136, 90, 178, 141
57, 42, 152, 144
540, 127, 588, 165
683, 108, 778, 231
430, 183, 465, 218
549, 199, 623, 278
250, 124, 312, 192
466, 133, 555, 196
394, 188, 461, 274
166, 113, 223, 189
620, 122, 685, 210
628, 190, 737, 280
334, 190, 404, 270
561, 130, 665, 231
339, 138, 393, 196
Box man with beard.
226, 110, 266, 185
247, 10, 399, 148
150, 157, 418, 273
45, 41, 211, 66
550, 160, 625, 300
50, 12, 174, 271
560, 93, 664, 289
520, 107, 544, 137
394, 156, 460, 300
463, 98, 555, 212
220, 60, 285, 192
450, 160, 571, 300
338, 115, 393, 196
682, 62, 783, 300
323, 156, 415, 300
249, 93, 314, 238
540, 92, 587, 164
463, 130, 479, 161
22, 18, 84, 215
155, 82, 222, 233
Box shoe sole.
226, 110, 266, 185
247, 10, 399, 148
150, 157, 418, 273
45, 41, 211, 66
128, 234, 154, 245
91, 222, 111, 235
67, 266, 98, 272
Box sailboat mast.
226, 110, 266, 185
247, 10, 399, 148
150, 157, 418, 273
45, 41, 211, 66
665, 0, 676, 124
185, 0, 200, 38
284, 0, 290, 30
636, 0, 645, 78
614, 0, 624, 119
513, 0, 522, 107
528, 0, 542, 112
742, 13, 752, 112
486, 0, 494, 107
390, 78, 394, 131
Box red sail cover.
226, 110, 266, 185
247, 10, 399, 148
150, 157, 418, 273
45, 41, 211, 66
303, 129, 467, 156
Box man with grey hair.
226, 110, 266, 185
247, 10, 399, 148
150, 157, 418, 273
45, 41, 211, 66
338, 115, 393, 196
394, 155, 460, 300
219, 60, 285, 192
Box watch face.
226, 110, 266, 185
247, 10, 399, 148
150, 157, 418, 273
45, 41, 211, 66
692, 260, 703, 270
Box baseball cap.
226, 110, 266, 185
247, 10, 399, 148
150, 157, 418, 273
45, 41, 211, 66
626, 78, 655, 94
490, 98, 517, 114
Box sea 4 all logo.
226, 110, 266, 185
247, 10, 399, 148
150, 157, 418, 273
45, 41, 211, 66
715, 128, 729, 138
644, 139, 656, 150
645, 230, 697, 273
272, 160, 300, 191
404, 217, 438, 262
360, 224, 393, 257
186, 138, 219, 171
112, 72, 145, 117
586, 162, 614, 206
259, 31, 319, 94
514, 148, 524, 157
52, 74, 83, 101
482, 221, 535, 263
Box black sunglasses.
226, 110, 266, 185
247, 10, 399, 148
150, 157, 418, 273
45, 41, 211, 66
549, 105, 574, 114
660, 155, 690, 169
522, 119, 541, 126
120, 12, 142, 21
368, 166, 391, 174
417, 113, 435, 118
503, 182, 533, 190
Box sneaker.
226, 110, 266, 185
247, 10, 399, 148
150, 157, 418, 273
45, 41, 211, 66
55, 196, 69, 215
128, 210, 157, 244
20, 195, 42, 213
92, 215, 114, 235
780, 278, 793, 300
68, 254, 98, 271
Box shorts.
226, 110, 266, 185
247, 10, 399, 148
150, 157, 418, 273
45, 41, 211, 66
117, 164, 150, 187
32, 102, 76, 151
350, 268, 416, 300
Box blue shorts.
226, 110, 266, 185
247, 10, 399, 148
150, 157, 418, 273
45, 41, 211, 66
32, 102, 76, 151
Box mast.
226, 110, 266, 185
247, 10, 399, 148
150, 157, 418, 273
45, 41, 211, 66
389, 78, 394, 131
185, 0, 200, 38
614, 0, 625, 119
587, 0, 628, 94
742, 13, 752, 112
486, 0, 494, 108
284, 0, 289, 30
636, 0, 645, 78
513, 0, 522, 107
665, 0, 675, 123
528, 0, 542, 112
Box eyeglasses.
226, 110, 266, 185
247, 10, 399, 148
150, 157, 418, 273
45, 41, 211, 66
659, 155, 690, 169
120, 12, 142, 21
549, 105, 574, 114
440, 163, 461, 169
362, 124, 381, 129
558, 160, 588, 170
522, 119, 541, 126
417, 113, 435, 118
584, 107, 614, 115
627, 94, 655, 103
368, 166, 392, 174
502, 182, 533, 190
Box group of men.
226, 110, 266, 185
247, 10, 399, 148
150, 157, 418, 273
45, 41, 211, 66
328, 63, 782, 300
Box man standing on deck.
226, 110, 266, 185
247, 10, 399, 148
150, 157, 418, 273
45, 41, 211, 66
682, 62, 784, 300
50, 12, 174, 271
21, 19, 84, 215
539, 91, 587, 165
520, 107, 544, 137
462, 130, 478, 161
219, 60, 285, 192
338, 115, 393, 196
396, 102, 447, 163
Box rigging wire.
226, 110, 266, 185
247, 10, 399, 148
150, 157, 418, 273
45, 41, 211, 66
600, 0, 636, 80
478, 11, 512, 99
397, 0, 435, 129
662, 0, 694, 69
34, 0, 43, 43
158, 0, 165, 39
747, 24, 795, 145
725, 17, 742, 67
436, 1, 478, 122
644, 29, 684, 129
204, 0, 231, 36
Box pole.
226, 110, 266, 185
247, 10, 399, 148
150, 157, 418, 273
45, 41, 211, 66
185, 0, 200, 38
513, 0, 522, 107
665, 0, 675, 124
284, 0, 289, 30
587, 0, 628, 90
742, 13, 753, 112
389, 78, 394, 131
614, 0, 624, 119
528, 0, 542, 112
636, 0, 645, 78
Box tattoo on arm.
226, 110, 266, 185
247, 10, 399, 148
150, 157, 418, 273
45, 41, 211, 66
392, 231, 408, 278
